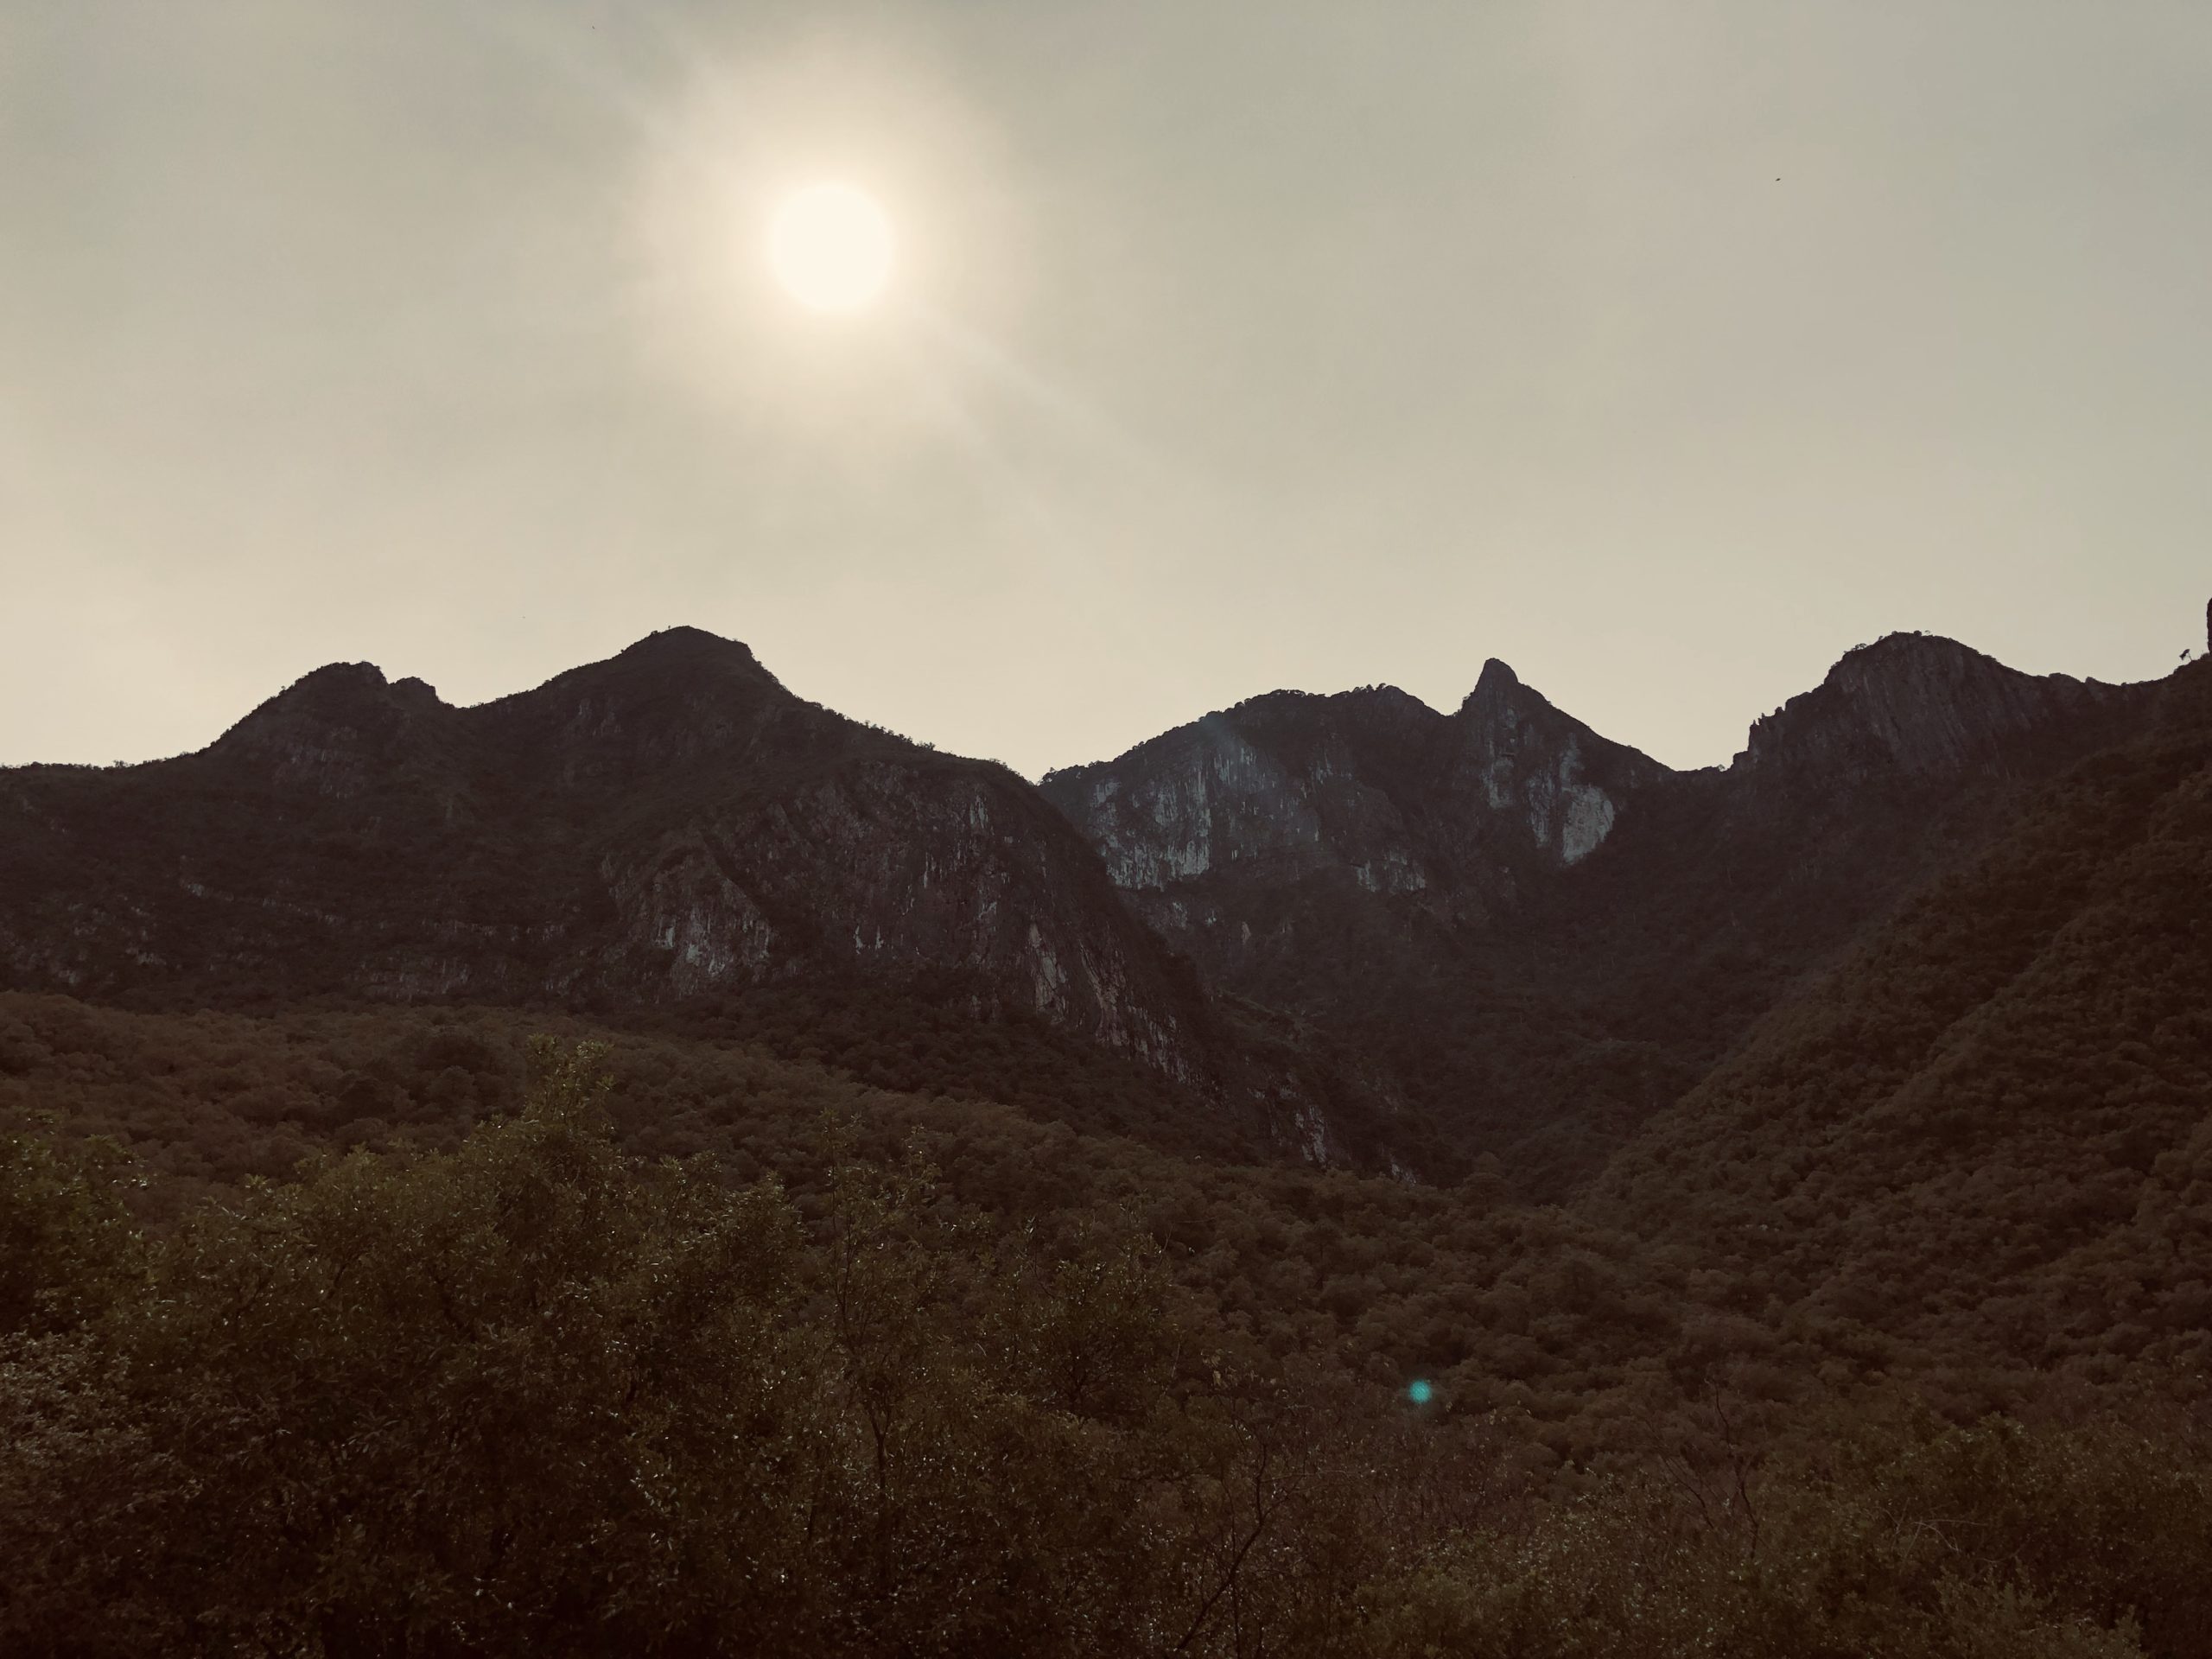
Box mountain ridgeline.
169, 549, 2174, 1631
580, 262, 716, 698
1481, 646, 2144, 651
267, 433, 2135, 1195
0, 628, 1211, 1087
9, 612, 2212, 1657
1045, 630, 2150, 1190
0, 619, 2182, 1192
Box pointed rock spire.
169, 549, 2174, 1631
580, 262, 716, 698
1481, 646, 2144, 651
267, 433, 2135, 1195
1448, 661, 1669, 866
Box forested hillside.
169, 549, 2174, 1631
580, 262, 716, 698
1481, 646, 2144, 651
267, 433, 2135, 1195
3, 627, 2158, 1192
0, 630, 1214, 1089
7, 1041, 2209, 1656
6, 634, 2210, 1655
1046, 634, 2150, 1195
1594, 656, 2212, 1398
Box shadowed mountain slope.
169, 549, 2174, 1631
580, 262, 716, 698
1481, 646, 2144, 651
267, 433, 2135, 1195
1048, 633, 2152, 1193
1039, 661, 1669, 1005
0, 629, 1214, 1102
1585, 654, 2212, 1389
0, 620, 2175, 1192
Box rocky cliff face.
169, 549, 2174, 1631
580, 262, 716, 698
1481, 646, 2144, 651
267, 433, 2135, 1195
1046, 686, 1439, 896
1043, 633, 2158, 1194
1441, 659, 1673, 868
0, 629, 1205, 1082
2, 618, 2173, 1192
1040, 661, 1671, 975
1734, 633, 2133, 783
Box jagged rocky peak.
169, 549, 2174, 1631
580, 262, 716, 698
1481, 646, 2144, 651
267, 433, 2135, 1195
219, 660, 440, 735
210, 660, 451, 794
614, 625, 770, 673
1045, 653, 1682, 910
545, 626, 787, 713
464, 627, 814, 788
1735, 632, 2132, 780
1040, 684, 1448, 893
1465, 657, 1522, 700
1447, 659, 1671, 867
1, 627, 1217, 1085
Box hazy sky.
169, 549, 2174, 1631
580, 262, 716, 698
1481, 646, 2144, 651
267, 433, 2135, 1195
4, 2, 2208, 777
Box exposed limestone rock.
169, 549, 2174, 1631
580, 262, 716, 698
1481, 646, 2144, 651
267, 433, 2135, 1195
1446, 658, 1669, 867
1042, 633, 2159, 1196
1734, 633, 2130, 782
0, 628, 1205, 1086
8, 620, 2169, 1191
1040, 662, 1671, 983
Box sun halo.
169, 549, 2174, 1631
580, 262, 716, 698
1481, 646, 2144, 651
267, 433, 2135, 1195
766, 182, 895, 315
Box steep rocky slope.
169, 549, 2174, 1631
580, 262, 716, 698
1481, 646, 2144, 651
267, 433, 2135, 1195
1586, 655, 2212, 1388
0, 619, 2171, 1191
0, 629, 1210, 1089
1048, 632, 2152, 1192
1040, 659, 1668, 999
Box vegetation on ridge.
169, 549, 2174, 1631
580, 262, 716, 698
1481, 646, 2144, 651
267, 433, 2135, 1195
5, 1042, 2209, 1656
5, 659, 2210, 1652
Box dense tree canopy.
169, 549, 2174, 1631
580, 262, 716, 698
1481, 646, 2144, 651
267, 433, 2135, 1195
5, 1042, 2210, 1656
6, 664, 2211, 1653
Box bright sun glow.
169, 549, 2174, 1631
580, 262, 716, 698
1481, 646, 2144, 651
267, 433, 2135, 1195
767, 183, 895, 314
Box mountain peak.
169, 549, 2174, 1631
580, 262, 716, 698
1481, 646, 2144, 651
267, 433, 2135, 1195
589, 628, 783, 700
1443, 659, 1669, 865
206, 660, 451, 797
214, 661, 441, 744
1466, 658, 1522, 702
1737, 633, 2132, 779
1829, 629, 1984, 677
493, 628, 783, 720
616, 626, 760, 665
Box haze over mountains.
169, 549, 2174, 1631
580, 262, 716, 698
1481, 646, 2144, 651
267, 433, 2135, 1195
2, 609, 2188, 1199
11, 5, 2210, 1647
9, 602, 2212, 1656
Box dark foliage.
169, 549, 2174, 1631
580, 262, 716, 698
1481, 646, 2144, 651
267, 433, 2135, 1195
5, 644, 2210, 1652
0, 629, 1215, 1101
5, 1046, 2209, 1656
1595, 658, 2212, 1402
1046, 635, 2152, 1198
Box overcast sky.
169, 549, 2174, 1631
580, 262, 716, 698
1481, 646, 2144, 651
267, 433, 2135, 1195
4, 1, 2208, 777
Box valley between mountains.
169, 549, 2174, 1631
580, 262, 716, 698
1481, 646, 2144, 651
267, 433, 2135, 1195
0, 618, 2171, 1192
5, 613, 2210, 1656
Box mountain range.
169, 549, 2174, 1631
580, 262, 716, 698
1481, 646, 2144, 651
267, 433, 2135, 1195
0, 612, 2195, 1198
10, 602, 2212, 1655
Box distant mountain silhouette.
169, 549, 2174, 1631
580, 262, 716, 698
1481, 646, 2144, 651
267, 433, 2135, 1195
1589, 654, 2212, 1378
8, 618, 2207, 1657
0, 627, 1209, 1090
0, 621, 2175, 1190
1046, 632, 2151, 1192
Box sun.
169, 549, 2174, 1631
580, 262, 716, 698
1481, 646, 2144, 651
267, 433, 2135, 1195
766, 183, 895, 315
